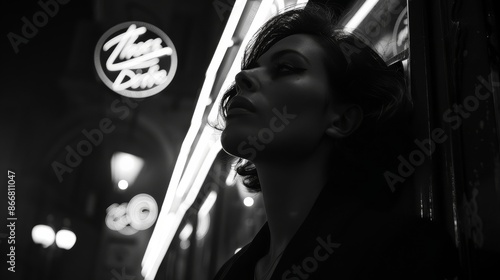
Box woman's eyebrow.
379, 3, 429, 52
270, 49, 310, 65
252, 49, 311, 69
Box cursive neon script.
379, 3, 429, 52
102, 24, 172, 92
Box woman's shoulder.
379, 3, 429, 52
212, 223, 271, 280
212, 243, 251, 280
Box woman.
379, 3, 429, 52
213, 5, 458, 280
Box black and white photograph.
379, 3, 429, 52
2, 0, 500, 279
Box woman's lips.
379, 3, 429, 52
227, 96, 256, 117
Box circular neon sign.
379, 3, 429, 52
105, 194, 158, 235
94, 22, 177, 98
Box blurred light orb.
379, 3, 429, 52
55, 229, 77, 250
128, 194, 158, 230
243, 197, 254, 207
118, 179, 129, 190
180, 239, 190, 250
105, 193, 158, 234
32, 225, 55, 248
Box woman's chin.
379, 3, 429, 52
221, 133, 256, 160
220, 131, 241, 156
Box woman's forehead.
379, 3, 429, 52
259, 34, 328, 62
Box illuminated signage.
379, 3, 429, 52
94, 22, 177, 98
105, 194, 158, 235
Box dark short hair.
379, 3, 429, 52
218, 4, 413, 196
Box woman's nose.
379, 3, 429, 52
235, 70, 260, 93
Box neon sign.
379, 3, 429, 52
105, 194, 158, 235
94, 22, 177, 98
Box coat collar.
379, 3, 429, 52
218, 181, 383, 280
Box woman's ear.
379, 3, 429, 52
325, 104, 363, 139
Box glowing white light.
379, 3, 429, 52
32, 225, 55, 248
111, 152, 144, 188
118, 179, 129, 190
165, 47, 173, 56
235, 247, 242, 254
105, 194, 158, 234
344, 0, 380, 30
55, 229, 77, 250
196, 191, 218, 240
180, 240, 190, 250
118, 226, 138, 236
272, 0, 285, 14
225, 167, 237, 186
141, 212, 175, 278
196, 215, 211, 240
128, 194, 158, 230
174, 129, 216, 199
182, 138, 222, 211
295, 0, 309, 7
179, 223, 193, 241
95, 22, 178, 98
179, 224, 193, 249
243, 197, 254, 207
105, 203, 128, 231
199, 191, 218, 217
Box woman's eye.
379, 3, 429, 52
275, 63, 303, 74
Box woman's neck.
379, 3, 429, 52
253, 149, 332, 258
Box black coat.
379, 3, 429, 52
213, 184, 459, 280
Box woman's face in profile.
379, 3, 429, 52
221, 34, 338, 161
